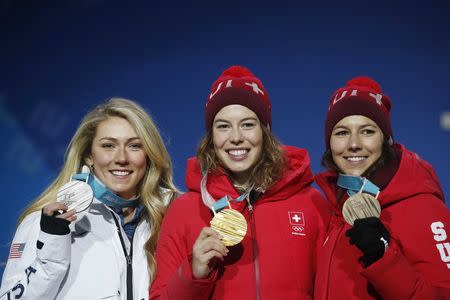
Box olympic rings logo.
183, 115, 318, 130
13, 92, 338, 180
292, 226, 304, 232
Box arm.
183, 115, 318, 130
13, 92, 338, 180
149, 201, 226, 300
0, 204, 75, 300
360, 196, 450, 299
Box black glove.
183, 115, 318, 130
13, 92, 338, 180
345, 217, 390, 267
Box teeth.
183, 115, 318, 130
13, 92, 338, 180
346, 157, 365, 162
112, 170, 131, 176
228, 149, 247, 156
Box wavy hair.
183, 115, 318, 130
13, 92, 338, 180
20, 97, 178, 281
197, 124, 286, 191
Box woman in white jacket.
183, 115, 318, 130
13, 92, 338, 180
0, 98, 178, 300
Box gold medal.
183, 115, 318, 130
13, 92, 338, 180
342, 193, 381, 226
210, 208, 247, 246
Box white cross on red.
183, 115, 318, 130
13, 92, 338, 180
245, 82, 264, 95
292, 214, 301, 223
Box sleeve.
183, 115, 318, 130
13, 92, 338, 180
149, 199, 217, 300
0, 213, 71, 300
361, 196, 450, 299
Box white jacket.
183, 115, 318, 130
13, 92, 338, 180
0, 199, 151, 300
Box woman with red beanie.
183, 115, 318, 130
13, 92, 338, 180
314, 76, 450, 299
150, 66, 330, 299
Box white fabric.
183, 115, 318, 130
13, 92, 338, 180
0, 198, 153, 300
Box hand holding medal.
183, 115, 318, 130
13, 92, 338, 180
56, 165, 93, 214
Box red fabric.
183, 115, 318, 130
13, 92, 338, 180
205, 65, 271, 129
150, 146, 331, 299
324, 76, 393, 148
314, 143, 450, 300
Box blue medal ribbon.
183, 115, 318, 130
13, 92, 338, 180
212, 193, 248, 212
72, 173, 140, 209
337, 174, 380, 197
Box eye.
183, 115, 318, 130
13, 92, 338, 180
361, 128, 376, 135
101, 143, 115, 149
333, 129, 348, 136
241, 122, 256, 129
215, 123, 230, 130
129, 143, 143, 150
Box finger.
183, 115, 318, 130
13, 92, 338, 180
195, 237, 228, 257
199, 249, 226, 264
43, 203, 69, 216
56, 209, 77, 220
197, 227, 222, 240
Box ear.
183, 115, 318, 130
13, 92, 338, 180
85, 156, 93, 167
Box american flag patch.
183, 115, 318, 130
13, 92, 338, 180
9, 242, 25, 259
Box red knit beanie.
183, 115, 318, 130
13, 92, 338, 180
205, 66, 271, 129
325, 76, 393, 148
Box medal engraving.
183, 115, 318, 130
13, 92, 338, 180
210, 209, 247, 246
57, 181, 93, 213
342, 193, 381, 226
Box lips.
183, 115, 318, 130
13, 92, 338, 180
110, 170, 132, 176
226, 149, 249, 161
345, 156, 367, 162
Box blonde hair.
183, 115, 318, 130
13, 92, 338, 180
197, 125, 286, 191
20, 97, 178, 280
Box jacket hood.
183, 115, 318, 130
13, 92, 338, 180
185, 145, 314, 203
315, 143, 445, 211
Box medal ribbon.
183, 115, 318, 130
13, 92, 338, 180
200, 173, 253, 214
337, 174, 380, 198
72, 173, 140, 209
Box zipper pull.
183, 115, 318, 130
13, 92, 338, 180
126, 255, 132, 265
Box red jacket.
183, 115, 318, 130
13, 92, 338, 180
150, 146, 330, 299
314, 144, 450, 300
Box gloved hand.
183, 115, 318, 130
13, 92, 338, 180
345, 217, 390, 267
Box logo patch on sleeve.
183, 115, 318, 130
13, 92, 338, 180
9, 242, 25, 259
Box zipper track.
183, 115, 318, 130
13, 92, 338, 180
111, 211, 134, 300
248, 203, 261, 300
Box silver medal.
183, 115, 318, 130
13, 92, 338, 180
56, 180, 93, 213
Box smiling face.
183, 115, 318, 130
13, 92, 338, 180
86, 116, 147, 199
212, 104, 263, 185
330, 115, 384, 176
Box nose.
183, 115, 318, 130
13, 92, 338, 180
115, 147, 129, 165
229, 127, 244, 144
347, 133, 362, 151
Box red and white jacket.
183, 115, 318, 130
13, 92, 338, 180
314, 143, 450, 300
150, 146, 331, 300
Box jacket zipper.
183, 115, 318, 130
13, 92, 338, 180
111, 212, 134, 300
248, 202, 261, 300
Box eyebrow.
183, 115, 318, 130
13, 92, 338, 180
333, 124, 377, 130
98, 137, 141, 142
214, 117, 258, 123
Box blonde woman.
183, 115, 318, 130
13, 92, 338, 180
0, 98, 178, 300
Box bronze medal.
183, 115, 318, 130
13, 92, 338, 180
210, 208, 247, 246
342, 193, 381, 226
57, 180, 93, 213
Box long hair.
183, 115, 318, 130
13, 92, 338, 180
197, 124, 286, 191
321, 138, 397, 177
19, 97, 178, 281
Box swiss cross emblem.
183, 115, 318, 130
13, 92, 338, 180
288, 212, 305, 226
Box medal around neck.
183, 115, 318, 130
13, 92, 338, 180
210, 207, 247, 246
342, 193, 381, 226
56, 166, 93, 213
